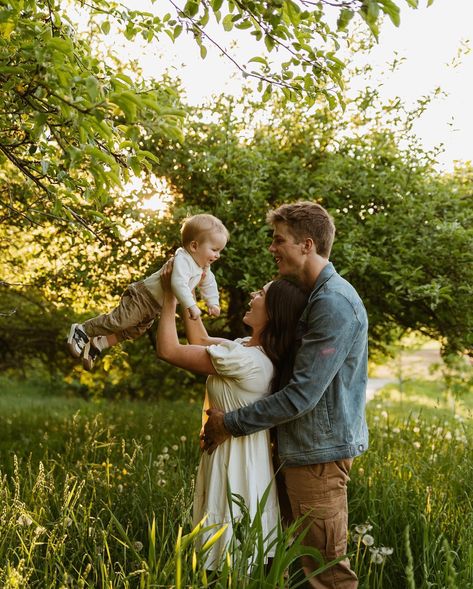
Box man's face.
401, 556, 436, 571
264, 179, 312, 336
268, 222, 305, 277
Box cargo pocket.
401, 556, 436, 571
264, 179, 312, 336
300, 493, 348, 559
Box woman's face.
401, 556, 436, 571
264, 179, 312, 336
243, 282, 271, 330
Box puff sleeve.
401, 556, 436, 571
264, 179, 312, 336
207, 339, 255, 379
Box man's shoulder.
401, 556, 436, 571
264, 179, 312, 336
307, 271, 366, 320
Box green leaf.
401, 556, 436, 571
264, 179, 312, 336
262, 83, 272, 102
85, 76, 100, 101
101, 20, 111, 35
248, 56, 267, 65
235, 19, 252, 30
212, 0, 224, 10
379, 0, 400, 26
174, 24, 183, 39
285, 0, 301, 26
264, 35, 275, 52
200, 44, 207, 59
337, 8, 354, 32
184, 0, 199, 17
222, 14, 234, 31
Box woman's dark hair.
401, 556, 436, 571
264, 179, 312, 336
260, 279, 309, 393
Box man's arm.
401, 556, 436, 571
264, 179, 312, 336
203, 291, 360, 451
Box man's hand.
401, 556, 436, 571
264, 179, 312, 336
201, 408, 231, 454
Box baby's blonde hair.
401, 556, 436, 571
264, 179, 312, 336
180, 214, 229, 246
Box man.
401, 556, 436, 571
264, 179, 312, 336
203, 201, 368, 589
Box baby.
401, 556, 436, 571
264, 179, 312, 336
67, 213, 229, 370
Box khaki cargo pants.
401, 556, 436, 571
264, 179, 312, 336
83, 281, 161, 342
280, 459, 358, 589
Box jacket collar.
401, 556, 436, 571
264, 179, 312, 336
310, 262, 336, 295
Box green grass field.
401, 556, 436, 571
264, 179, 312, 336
0, 376, 471, 588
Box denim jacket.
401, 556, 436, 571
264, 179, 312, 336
224, 263, 369, 466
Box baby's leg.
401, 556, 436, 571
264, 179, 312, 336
83, 283, 159, 342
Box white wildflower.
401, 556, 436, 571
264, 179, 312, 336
34, 525, 46, 536
355, 523, 373, 535
17, 514, 33, 526
362, 534, 375, 547
370, 548, 384, 564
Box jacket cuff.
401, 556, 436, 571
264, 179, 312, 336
224, 410, 245, 437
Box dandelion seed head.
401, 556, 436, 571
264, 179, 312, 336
180, 435, 187, 442
381, 411, 388, 418
413, 441, 421, 449
34, 525, 46, 536
162, 446, 168, 453
158, 479, 166, 487
145, 435, 151, 441
370, 549, 384, 564
172, 444, 178, 451
379, 546, 394, 555
17, 514, 33, 526
362, 534, 375, 546
355, 523, 372, 535
133, 541, 143, 552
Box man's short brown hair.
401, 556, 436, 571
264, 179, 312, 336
267, 201, 335, 258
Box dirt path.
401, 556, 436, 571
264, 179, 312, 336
367, 343, 442, 402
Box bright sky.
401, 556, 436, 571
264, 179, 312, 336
105, 0, 473, 172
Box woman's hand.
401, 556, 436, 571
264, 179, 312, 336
160, 258, 176, 300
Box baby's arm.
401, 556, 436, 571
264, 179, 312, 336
199, 269, 220, 316
171, 255, 201, 319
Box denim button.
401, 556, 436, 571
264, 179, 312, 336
358, 444, 364, 451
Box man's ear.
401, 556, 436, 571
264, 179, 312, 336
301, 238, 315, 254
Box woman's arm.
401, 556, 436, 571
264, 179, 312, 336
156, 260, 217, 375
156, 290, 217, 375
182, 309, 228, 346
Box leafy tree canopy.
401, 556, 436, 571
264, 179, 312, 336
0, 0, 424, 233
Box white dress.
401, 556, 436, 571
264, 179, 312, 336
193, 338, 280, 570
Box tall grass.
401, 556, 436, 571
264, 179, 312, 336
0, 378, 471, 587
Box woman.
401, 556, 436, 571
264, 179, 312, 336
156, 264, 308, 570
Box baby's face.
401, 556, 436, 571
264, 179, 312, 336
191, 232, 227, 267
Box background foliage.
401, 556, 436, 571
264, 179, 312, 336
2, 0, 471, 401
